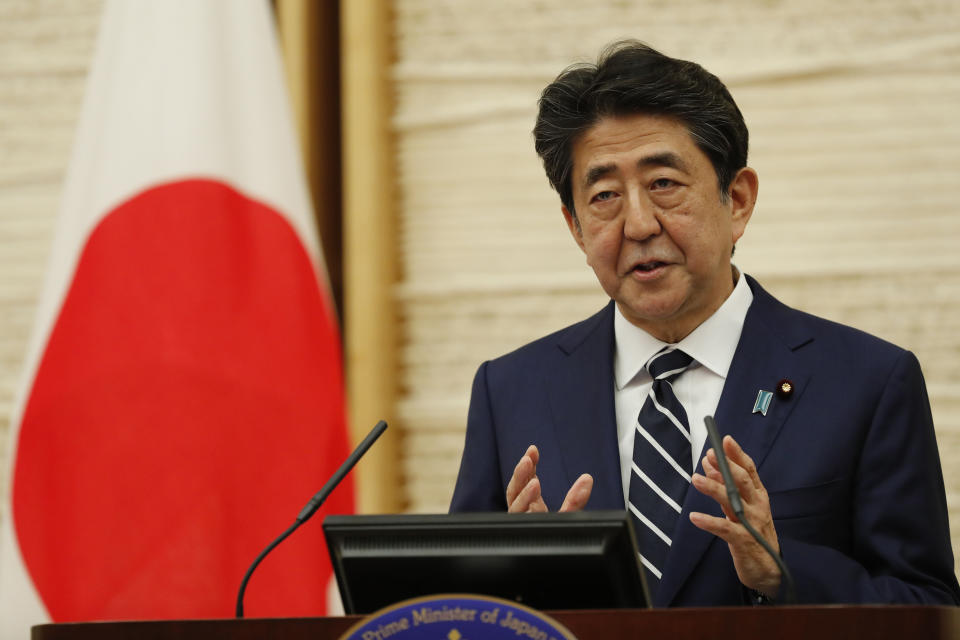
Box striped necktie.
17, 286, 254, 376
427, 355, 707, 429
628, 346, 694, 595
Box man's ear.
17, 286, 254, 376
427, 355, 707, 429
728, 167, 758, 244
562, 204, 586, 252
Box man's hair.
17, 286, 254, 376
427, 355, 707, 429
533, 40, 749, 217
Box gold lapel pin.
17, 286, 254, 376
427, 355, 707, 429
776, 378, 794, 400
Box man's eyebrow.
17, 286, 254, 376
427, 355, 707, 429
639, 151, 689, 173
581, 152, 690, 190
582, 163, 616, 190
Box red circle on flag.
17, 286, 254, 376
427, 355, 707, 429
13, 179, 352, 621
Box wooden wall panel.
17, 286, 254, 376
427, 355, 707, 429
391, 1, 960, 579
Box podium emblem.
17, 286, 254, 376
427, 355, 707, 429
338, 594, 579, 640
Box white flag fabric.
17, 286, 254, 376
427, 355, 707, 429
0, 1, 351, 633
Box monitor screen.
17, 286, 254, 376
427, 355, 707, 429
323, 511, 650, 614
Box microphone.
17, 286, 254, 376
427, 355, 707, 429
703, 415, 796, 604
235, 419, 388, 618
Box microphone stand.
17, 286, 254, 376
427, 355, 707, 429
235, 420, 388, 617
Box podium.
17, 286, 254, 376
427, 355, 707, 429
31, 606, 960, 640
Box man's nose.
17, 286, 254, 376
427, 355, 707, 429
623, 195, 662, 241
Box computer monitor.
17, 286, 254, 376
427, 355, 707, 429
323, 510, 650, 614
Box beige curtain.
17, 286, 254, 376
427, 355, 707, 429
277, 0, 402, 513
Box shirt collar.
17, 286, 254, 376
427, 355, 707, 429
613, 268, 754, 390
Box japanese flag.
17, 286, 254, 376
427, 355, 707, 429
0, 0, 352, 634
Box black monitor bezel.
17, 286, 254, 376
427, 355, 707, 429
323, 510, 650, 614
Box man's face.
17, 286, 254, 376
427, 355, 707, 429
562, 113, 756, 343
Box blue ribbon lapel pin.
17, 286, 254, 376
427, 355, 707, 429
753, 390, 773, 416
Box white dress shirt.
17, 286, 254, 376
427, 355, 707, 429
613, 270, 753, 506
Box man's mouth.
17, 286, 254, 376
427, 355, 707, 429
633, 261, 667, 272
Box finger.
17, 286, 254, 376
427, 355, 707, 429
702, 454, 733, 511
691, 472, 739, 521
724, 436, 762, 492
508, 477, 547, 513
505, 445, 539, 505
559, 474, 593, 512
505, 456, 532, 506
688, 511, 744, 543
701, 453, 722, 481
700, 457, 738, 519
706, 445, 755, 501
527, 444, 540, 467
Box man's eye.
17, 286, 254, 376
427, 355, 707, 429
651, 178, 675, 189
592, 191, 615, 202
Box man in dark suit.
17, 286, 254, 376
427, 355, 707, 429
449, 41, 960, 607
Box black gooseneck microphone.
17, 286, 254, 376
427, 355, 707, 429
703, 415, 797, 604
235, 419, 388, 618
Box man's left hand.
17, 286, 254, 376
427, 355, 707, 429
689, 435, 781, 598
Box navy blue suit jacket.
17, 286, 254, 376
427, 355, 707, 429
450, 276, 960, 606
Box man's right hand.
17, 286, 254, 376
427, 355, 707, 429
505, 444, 593, 513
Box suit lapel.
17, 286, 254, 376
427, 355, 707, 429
546, 302, 626, 510
657, 277, 813, 606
